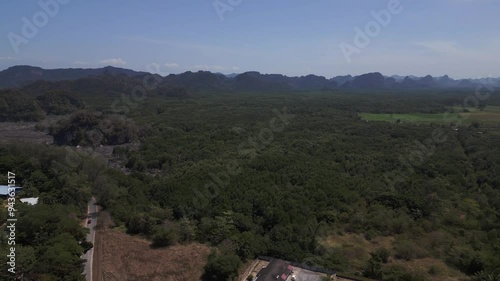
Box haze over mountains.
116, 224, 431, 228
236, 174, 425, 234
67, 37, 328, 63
1, 65, 499, 92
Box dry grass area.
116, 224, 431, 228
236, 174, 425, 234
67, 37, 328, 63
0, 116, 67, 144
0, 121, 52, 144
320, 233, 394, 269
0, 117, 135, 173
93, 211, 211, 281
320, 233, 468, 281
391, 258, 468, 281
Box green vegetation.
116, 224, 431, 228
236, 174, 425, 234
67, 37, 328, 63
49, 110, 138, 146
1, 85, 500, 280
0, 88, 84, 122
359, 112, 462, 123
359, 105, 500, 125
36, 91, 83, 115
106, 90, 500, 280
0, 144, 98, 280
0, 90, 45, 122
202, 251, 242, 281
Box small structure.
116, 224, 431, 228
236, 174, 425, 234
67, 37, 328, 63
20, 197, 39, 205
256, 259, 294, 281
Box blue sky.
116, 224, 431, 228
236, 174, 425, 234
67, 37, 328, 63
1, 0, 499, 78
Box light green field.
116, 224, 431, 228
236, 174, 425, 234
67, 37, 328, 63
359, 112, 462, 123
359, 106, 500, 124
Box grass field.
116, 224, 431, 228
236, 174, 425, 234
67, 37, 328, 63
320, 233, 468, 281
359, 106, 500, 125
359, 112, 459, 123
93, 211, 210, 281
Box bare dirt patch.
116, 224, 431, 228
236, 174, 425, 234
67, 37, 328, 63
0, 117, 136, 172
93, 211, 211, 281
0, 121, 52, 144
0, 116, 66, 144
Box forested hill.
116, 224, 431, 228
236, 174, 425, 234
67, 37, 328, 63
1, 65, 499, 91
0, 65, 147, 89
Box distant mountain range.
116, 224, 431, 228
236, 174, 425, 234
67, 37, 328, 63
0, 65, 147, 89
1, 65, 499, 91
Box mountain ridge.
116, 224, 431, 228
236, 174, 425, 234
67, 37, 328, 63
1, 65, 499, 91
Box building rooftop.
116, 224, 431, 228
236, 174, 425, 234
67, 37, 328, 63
256, 259, 293, 281
20, 197, 39, 205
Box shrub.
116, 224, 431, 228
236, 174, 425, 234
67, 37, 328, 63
151, 226, 179, 248
394, 240, 428, 261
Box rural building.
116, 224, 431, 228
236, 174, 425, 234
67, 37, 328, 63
256, 258, 294, 281
20, 197, 39, 205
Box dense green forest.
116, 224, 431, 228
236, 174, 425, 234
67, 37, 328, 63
0, 89, 83, 122
111, 90, 500, 281
0, 145, 97, 280
1, 84, 500, 281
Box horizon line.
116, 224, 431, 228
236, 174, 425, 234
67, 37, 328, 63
1, 64, 498, 81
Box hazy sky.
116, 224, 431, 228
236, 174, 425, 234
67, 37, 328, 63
1, 0, 499, 78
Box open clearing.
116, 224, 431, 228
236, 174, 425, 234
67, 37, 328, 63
319, 233, 467, 281
359, 112, 458, 123
93, 211, 210, 281
0, 121, 52, 144
359, 106, 500, 125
